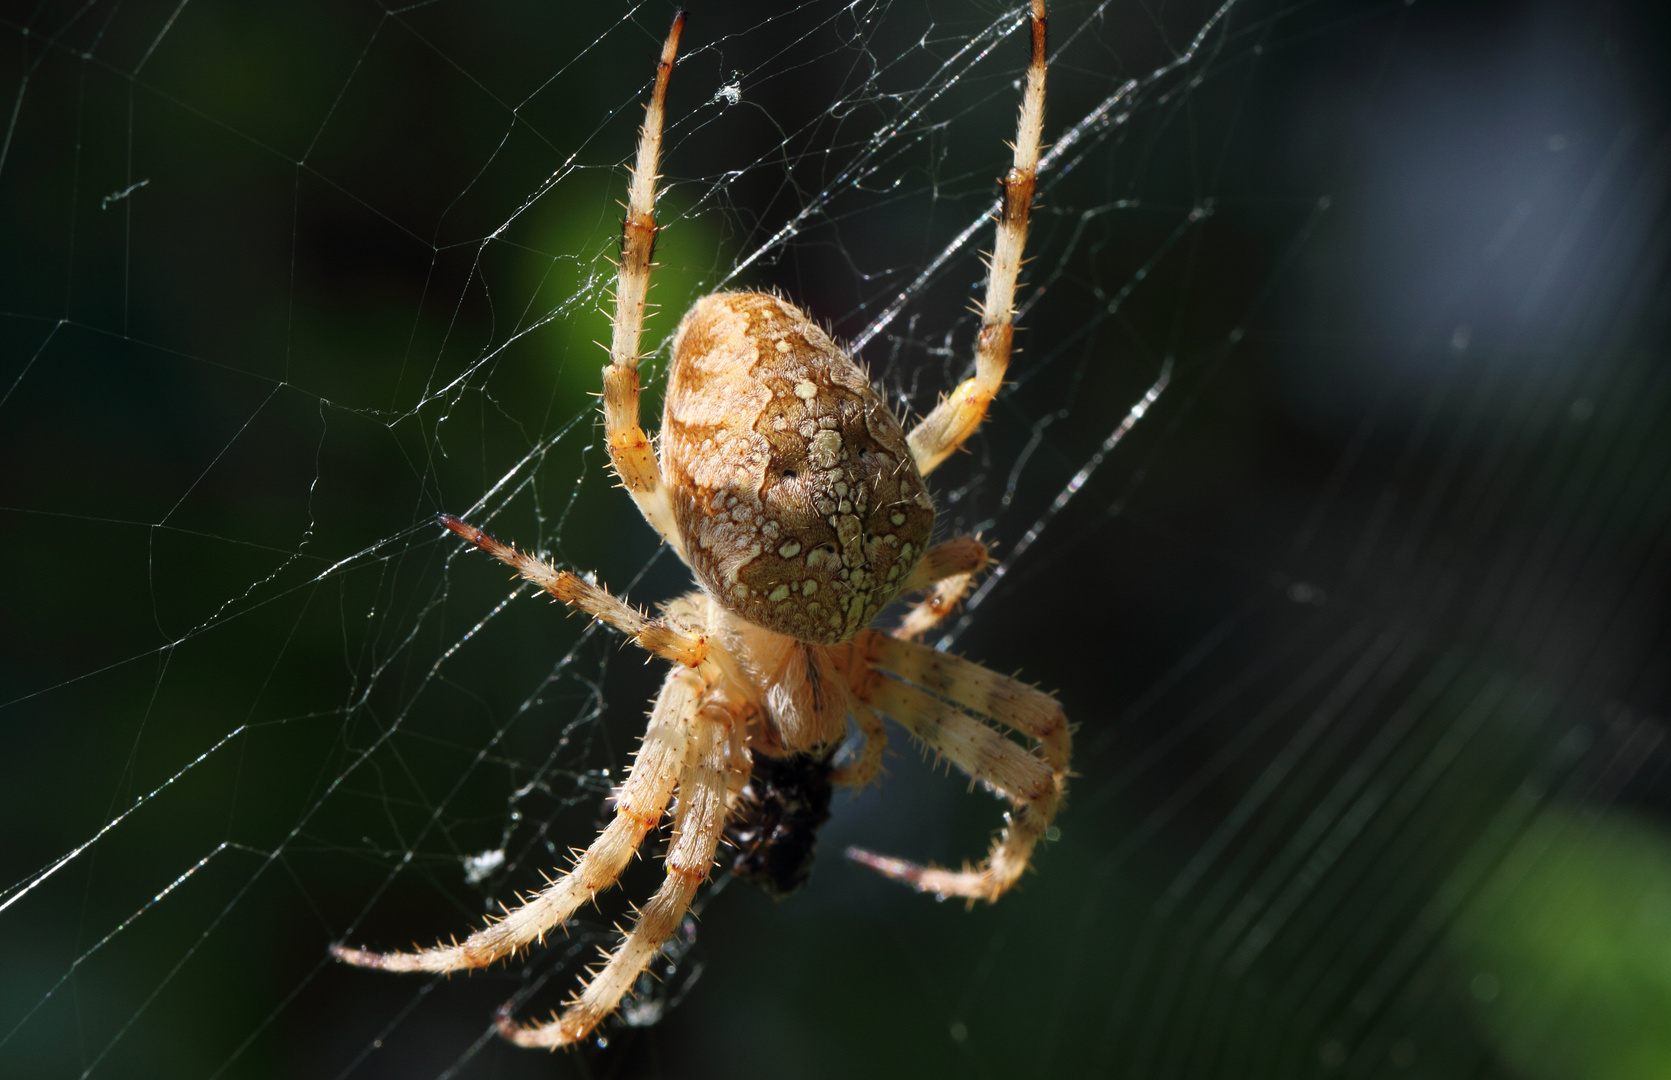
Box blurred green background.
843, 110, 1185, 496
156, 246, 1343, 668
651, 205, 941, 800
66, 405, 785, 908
1, 0, 1667, 1077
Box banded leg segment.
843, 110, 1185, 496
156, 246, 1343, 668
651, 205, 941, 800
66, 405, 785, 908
498, 701, 743, 1048
846, 631, 1068, 902
330, 667, 701, 973
907, 0, 1047, 476
440, 514, 707, 667
604, 13, 686, 553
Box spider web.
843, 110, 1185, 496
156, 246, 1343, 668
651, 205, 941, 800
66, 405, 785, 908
2, 0, 1668, 1078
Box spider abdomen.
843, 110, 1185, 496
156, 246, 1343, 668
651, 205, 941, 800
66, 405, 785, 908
663, 292, 934, 643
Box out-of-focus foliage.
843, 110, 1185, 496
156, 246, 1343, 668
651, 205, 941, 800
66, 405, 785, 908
1454, 806, 1671, 1080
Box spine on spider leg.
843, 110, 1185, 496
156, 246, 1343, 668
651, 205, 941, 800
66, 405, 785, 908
436, 514, 708, 667
498, 700, 732, 1049
330, 667, 699, 975
977, 0, 1046, 365
604, 13, 685, 500
908, 0, 1047, 475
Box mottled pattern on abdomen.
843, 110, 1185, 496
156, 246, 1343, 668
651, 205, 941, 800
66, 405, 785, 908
662, 292, 934, 643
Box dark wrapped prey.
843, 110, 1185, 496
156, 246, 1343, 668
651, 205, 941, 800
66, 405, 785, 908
726, 751, 835, 899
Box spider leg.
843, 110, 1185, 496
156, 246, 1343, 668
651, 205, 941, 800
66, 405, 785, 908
498, 700, 745, 1048
331, 666, 701, 973
845, 631, 1067, 902
605, 12, 687, 556
440, 514, 707, 667
906, 0, 1046, 476
864, 631, 1067, 760
830, 700, 887, 790
894, 535, 989, 640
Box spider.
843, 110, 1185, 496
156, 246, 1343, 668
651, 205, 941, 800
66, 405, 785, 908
333, 1, 1064, 1049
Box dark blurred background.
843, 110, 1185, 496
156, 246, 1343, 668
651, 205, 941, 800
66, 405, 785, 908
2, 0, 1667, 1077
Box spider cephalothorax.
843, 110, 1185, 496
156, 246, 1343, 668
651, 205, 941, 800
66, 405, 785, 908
664, 292, 936, 644
335, 1, 1064, 1051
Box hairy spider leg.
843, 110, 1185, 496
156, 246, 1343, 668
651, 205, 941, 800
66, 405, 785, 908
867, 631, 1068, 767
330, 665, 701, 973
438, 514, 708, 668
499, 700, 745, 1048
828, 535, 989, 788
894, 534, 990, 639
846, 631, 1068, 902
830, 701, 889, 790
906, 0, 1047, 476
604, 12, 687, 555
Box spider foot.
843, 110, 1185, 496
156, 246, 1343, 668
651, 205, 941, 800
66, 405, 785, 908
330, 939, 478, 973
844, 846, 998, 903
495, 1003, 588, 1050
328, 942, 389, 969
